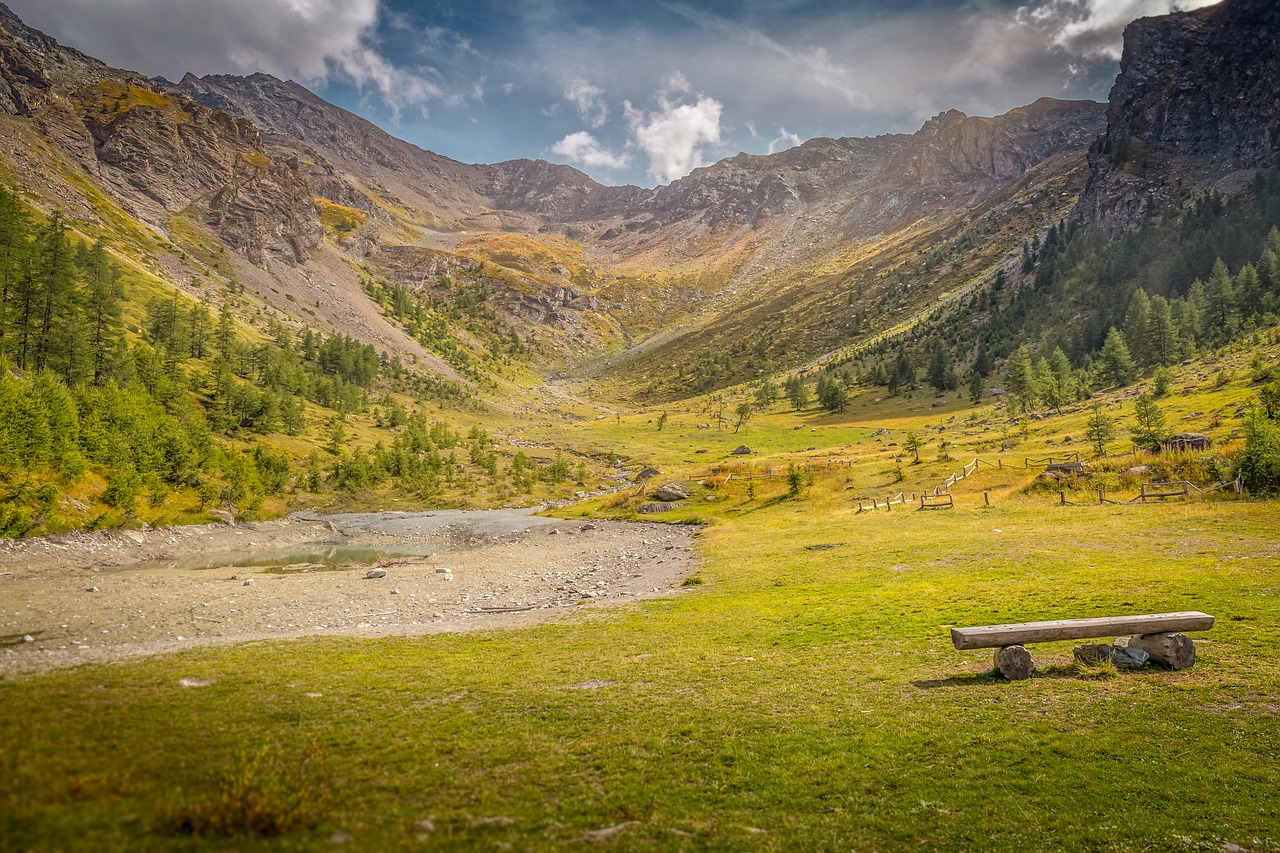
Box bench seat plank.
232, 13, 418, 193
950, 611, 1214, 650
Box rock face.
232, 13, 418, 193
1077, 0, 1280, 229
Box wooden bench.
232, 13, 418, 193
950, 611, 1214, 679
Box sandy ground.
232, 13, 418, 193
0, 510, 699, 678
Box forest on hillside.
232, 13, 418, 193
0, 187, 579, 536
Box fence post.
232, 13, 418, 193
998, 459, 1002, 469
858, 500, 864, 512
1060, 489, 1067, 506
1140, 483, 1146, 502
886, 497, 892, 511
984, 490, 990, 507
920, 495, 925, 508
1099, 487, 1105, 505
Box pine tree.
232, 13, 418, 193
1123, 289, 1151, 368
1146, 294, 1180, 367
1004, 346, 1036, 412
1130, 393, 1168, 452
1084, 402, 1115, 458
1236, 262, 1263, 319
0, 185, 31, 363
1205, 258, 1236, 343
889, 349, 914, 395
1035, 357, 1064, 414
968, 370, 984, 403
82, 239, 124, 384
31, 214, 80, 374
1098, 328, 1136, 387
926, 338, 958, 393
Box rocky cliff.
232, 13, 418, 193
1077, 0, 1280, 228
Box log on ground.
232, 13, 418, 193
1128, 632, 1197, 670
993, 645, 1034, 680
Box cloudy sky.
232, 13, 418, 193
9, 0, 1219, 187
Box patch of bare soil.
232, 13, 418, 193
0, 510, 698, 678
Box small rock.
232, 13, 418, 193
635, 467, 661, 481
365, 568, 388, 579
548, 528, 559, 535
1111, 646, 1149, 669
416, 819, 435, 832
86, 586, 99, 593
581, 523, 597, 531
243, 578, 255, 586
391, 588, 400, 595
22, 634, 34, 643
432, 612, 443, 619
652, 482, 690, 502
435, 567, 451, 574
329, 830, 350, 845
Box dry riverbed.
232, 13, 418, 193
0, 510, 699, 677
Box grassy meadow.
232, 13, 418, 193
3, 345, 1280, 851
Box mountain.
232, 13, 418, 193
177, 68, 1104, 388
0, 1, 1104, 394
1077, 0, 1280, 229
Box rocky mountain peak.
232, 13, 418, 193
1078, 0, 1280, 228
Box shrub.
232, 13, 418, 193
1237, 407, 1280, 496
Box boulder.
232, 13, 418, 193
731, 445, 752, 455
207, 509, 235, 525
635, 467, 661, 481
652, 482, 690, 502
365, 568, 388, 579
638, 501, 682, 514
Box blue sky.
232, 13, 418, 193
9, 0, 1219, 187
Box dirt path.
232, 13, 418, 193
0, 510, 699, 678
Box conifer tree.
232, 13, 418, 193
1146, 295, 1180, 367
926, 338, 958, 393
1123, 289, 1151, 368
1130, 393, 1168, 452
0, 185, 31, 362
1098, 328, 1136, 387
82, 239, 124, 384
1004, 346, 1036, 412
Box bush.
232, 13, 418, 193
1237, 407, 1280, 496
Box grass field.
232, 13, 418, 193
3, 346, 1279, 851
3, 479, 1278, 850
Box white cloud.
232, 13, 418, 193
6, 0, 448, 116
564, 79, 609, 128
624, 74, 724, 184
767, 126, 802, 155
550, 131, 630, 170
1021, 0, 1220, 60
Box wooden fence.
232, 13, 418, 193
932, 456, 1001, 496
